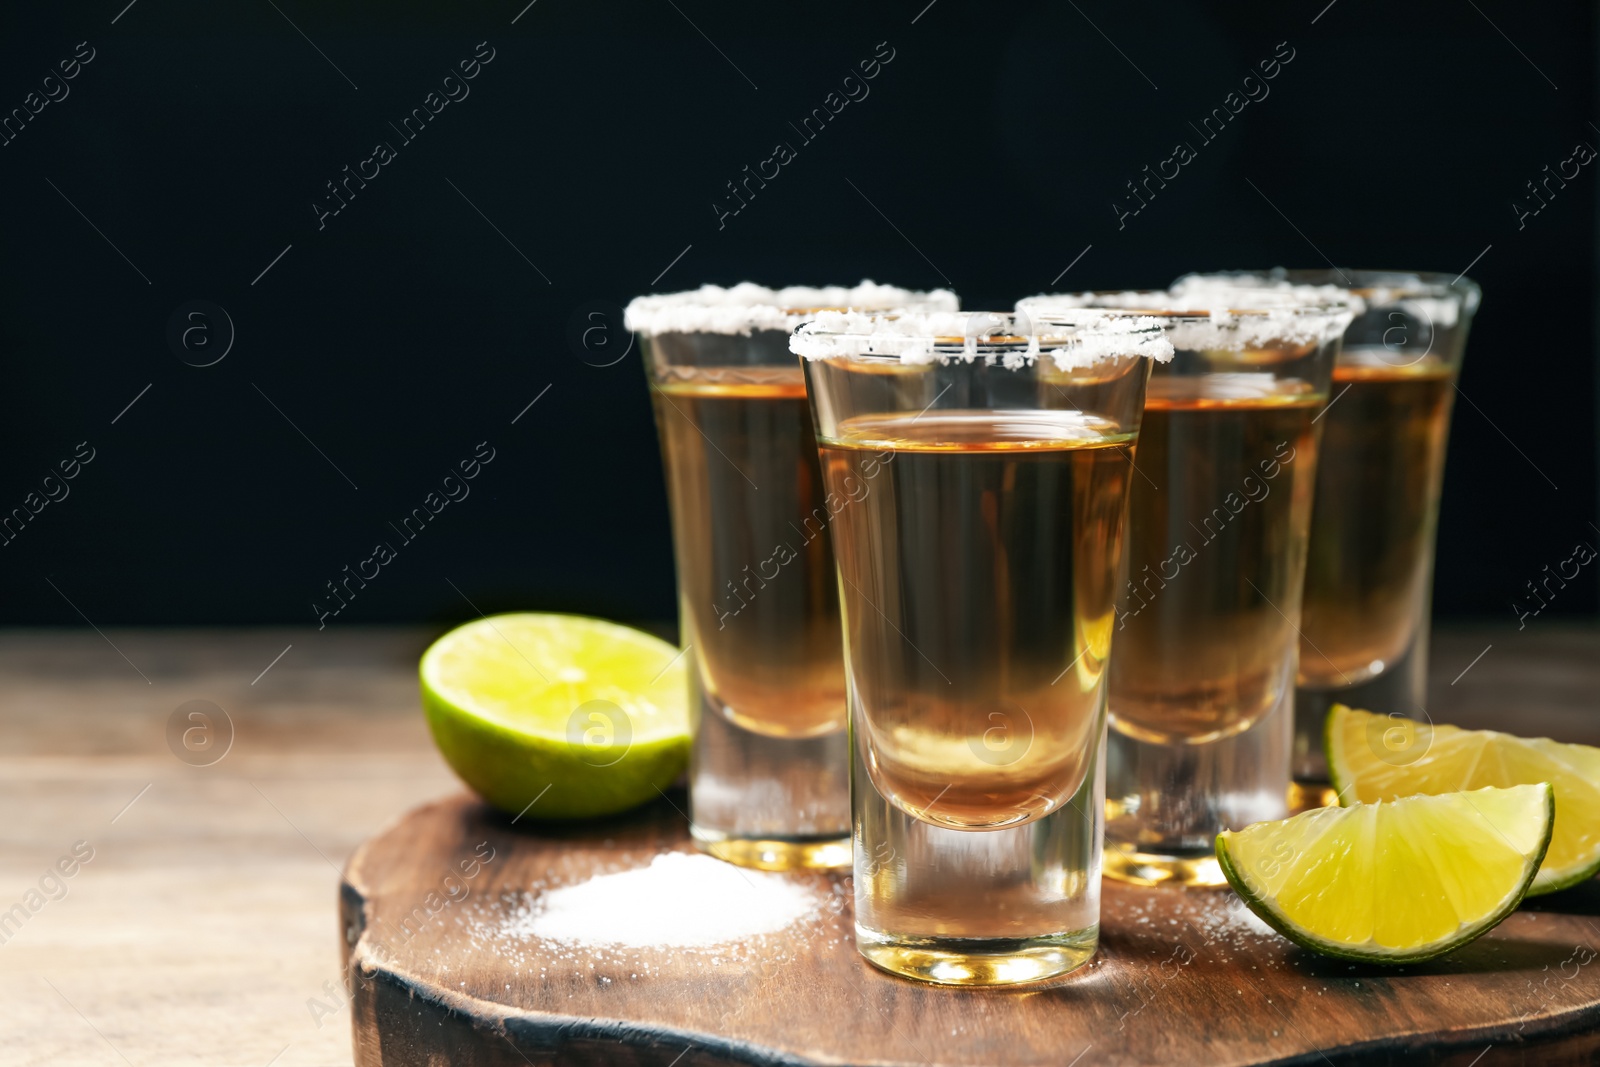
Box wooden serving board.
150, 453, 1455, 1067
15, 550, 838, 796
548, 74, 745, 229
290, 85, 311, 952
341, 793, 1600, 1066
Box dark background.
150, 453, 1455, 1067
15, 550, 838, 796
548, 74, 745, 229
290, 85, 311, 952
1, 0, 1595, 630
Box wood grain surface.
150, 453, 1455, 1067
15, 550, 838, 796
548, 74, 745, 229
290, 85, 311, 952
0, 627, 459, 1067
343, 789, 1600, 1067
0, 624, 1594, 1067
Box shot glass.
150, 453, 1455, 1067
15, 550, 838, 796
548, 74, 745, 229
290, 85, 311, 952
1175, 271, 1480, 805
628, 282, 957, 871
793, 310, 1166, 983
1019, 291, 1350, 887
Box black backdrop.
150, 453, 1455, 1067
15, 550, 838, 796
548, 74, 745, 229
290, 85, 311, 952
1, 0, 1595, 629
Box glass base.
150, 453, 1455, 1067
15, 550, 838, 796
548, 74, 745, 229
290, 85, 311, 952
850, 712, 1106, 988
688, 688, 850, 868
1288, 779, 1340, 813
1105, 677, 1292, 889
856, 925, 1098, 986
1103, 845, 1227, 888
691, 827, 851, 871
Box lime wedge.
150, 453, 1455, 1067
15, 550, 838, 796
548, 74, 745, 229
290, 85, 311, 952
1217, 784, 1553, 963
1327, 704, 1600, 894
420, 613, 689, 820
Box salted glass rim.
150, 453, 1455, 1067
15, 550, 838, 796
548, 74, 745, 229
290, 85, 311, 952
787, 309, 1177, 371
1171, 268, 1482, 323
1174, 267, 1478, 300
1014, 293, 1353, 350
623, 280, 958, 337
1017, 287, 1356, 316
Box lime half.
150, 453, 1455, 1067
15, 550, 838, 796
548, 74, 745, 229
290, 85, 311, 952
420, 613, 689, 820
1217, 784, 1553, 963
1327, 704, 1600, 894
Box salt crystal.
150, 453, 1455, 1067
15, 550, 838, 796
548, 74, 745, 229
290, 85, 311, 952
506, 852, 821, 949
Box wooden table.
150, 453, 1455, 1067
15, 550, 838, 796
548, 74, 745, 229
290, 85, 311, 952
0, 624, 1594, 1066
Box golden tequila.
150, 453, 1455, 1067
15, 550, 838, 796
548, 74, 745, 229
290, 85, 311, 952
1110, 376, 1322, 744
635, 283, 957, 871
821, 409, 1132, 830
649, 360, 850, 870
1298, 353, 1455, 688
1160, 269, 1477, 795
652, 366, 846, 739
1076, 304, 1341, 889
797, 315, 1154, 986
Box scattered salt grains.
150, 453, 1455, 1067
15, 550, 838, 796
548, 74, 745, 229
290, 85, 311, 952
502, 852, 822, 950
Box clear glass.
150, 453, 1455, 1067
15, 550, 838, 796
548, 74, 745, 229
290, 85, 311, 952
1023, 299, 1344, 887
1179, 271, 1480, 806
798, 312, 1155, 984
640, 285, 957, 871
644, 328, 853, 870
